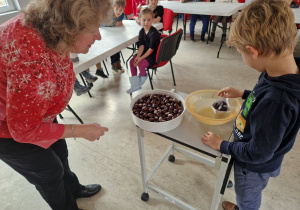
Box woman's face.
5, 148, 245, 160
71, 28, 101, 54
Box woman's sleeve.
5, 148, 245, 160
6, 55, 65, 149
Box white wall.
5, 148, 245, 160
0, 0, 30, 24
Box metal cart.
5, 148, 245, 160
136, 92, 234, 210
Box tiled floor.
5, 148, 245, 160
1, 21, 299, 210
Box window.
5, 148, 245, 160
0, 0, 17, 14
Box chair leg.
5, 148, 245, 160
169, 60, 176, 86
146, 68, 154, 90
183, 14, 187, 40
102, 60, 109, 76
207, 17, 212, 45
126, 44, 137, 69
217, 39, 224, 58
120, 51, 125, 64
79, 73, 92, 98
176, 15, 179, 31
67, 105, 84, 124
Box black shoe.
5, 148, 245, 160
95, 69, 108, 78
75, 184, 101, 199
210, 33, 215, 42
190, 34, 195, 42
200, 34, 205, 42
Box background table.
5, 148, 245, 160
158, 1, 245, 58
159, 1, 245, 16
136, 91, 235, 210
73, 21, 163, 75
292, 8, 300, 24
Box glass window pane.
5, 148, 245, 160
0, 0, 8, 7
0, 0, 16, 13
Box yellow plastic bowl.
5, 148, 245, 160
185, 90, 242, 125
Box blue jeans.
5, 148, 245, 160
189, 14, 210, 35
234, 163, 281, 210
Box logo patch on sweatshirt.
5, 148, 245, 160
236, 110, 246, 133
243, 92, 255, 117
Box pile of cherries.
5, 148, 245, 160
132, 94, 184, 122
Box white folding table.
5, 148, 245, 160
158, 1, 245, 58
136, 92, 234, 210
73, 20, 163, 75
66, 21, 162, 123
292, 8, 300, 24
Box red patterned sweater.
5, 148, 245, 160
0, 14, 75, 149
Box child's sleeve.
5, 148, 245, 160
242, 90, 251, 99
220, 99, 293, 164
157, 6, 164, 20
139, 30, 145, 46
149, 30, 161, 50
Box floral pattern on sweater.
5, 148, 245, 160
0, 14, 75, 148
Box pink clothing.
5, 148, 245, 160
132, 0, 146, 16
130, 55, 149, 76
0, 14, 75, 149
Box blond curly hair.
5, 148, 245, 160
24, 0, 111, 54
228, 0, 297, 56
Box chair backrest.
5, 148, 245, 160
156, 29, 183, 66
124, 0, 133, 16
163, 8, 174, 34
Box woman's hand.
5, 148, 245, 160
134, 56, 143, 67
202, 131, 223, 151
77, 123, 108, 141
218, 87, 243, 98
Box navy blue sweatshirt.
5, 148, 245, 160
220, 72, 300, 173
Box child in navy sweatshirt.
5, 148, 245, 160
201, 1, 300, 210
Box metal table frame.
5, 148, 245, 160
136, 92, 234, 210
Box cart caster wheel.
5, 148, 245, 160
168, 155, 175, 162
141, 192, 149, 201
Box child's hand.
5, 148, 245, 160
218, 87, 243, 98
202, 131, 223, 151
136, 17, 141, 25
134, 57, 143, 67
137, 3, 141, 11
116, 21, 123, 27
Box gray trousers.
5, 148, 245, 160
211, 16, 229, 34
234, 163, 281, 210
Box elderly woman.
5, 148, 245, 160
0, 0, 110, 209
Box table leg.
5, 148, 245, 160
137, 127, 149, 201
183, 14, 187, 40
168, 141, 175, 162
210, 156, 233, 210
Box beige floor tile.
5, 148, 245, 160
1, 20, 299, 210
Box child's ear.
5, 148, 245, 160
246, 46, 259, 60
